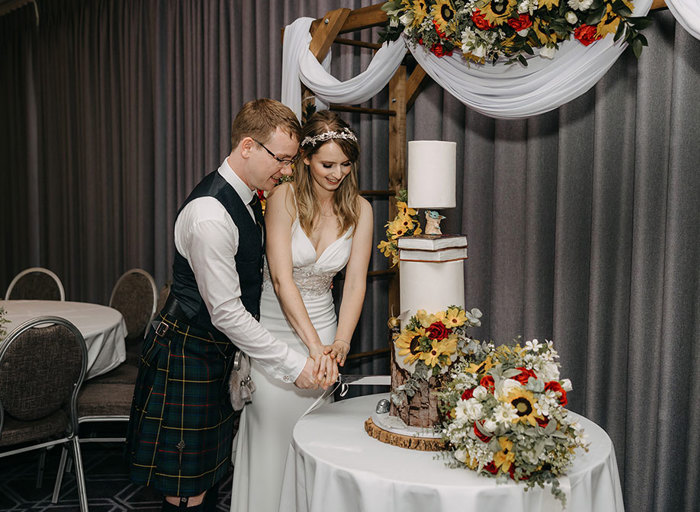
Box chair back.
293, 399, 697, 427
155, 281, 171, 316
5, 267, 65, 301
109, 269, 157, 341
0, 317, 87, 436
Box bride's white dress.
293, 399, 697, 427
230, 215, 353, 512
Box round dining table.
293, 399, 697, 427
280, 393, 625, 512
0, 299, 127, 379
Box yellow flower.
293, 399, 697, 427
445, 307, 468, 327
404, 0, 429, 29
395, 327, 426, 365
493, 437, 515, 473
415, 309, 438, 328
441, 333, 458, 356
386, 217, 409, 239
505, 388, 543, 427
419, 339, 451, 367
596, 4, 621, 38
396, 201, 417, 217
530, 18, 559, 45
465, 355, 494, 376
478, 0, 517, 27
538, 0, 560, 9
377, 239, 393, 256
431, 0, 458, 35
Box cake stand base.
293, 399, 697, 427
364, 417, 446, 451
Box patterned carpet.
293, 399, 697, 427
0, 439, 233, 512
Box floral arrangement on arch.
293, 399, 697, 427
438, 338, 589, 505
392, 306, 483, 404
377, 189, 422, 267
379, 0, 651, 65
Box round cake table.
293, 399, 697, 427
279, 393, 625, 512
0, 300, 127, 379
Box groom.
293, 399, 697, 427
126, 98, 323, 511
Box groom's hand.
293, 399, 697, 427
294, 358, 320, 389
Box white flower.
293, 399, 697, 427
493, 402, 518, 424
464, 398, 484, 421
399, 12, 413, 26
461, 27, 477, 48
518, 0, 538, 14
471, 45, 487, 58
497, 378, 522, 399
561, 378, 572, 392
525, 339, 542, 352
483, 419, 499, 432
567, 0, 593, 10
517, 28, 530, 37
454, 448, 468, 463
539, 46, 557, 59
537, 361, 559, 382
473, 385, 488, 400
565, 11, 578, 24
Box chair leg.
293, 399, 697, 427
52, 445, 69, 503
70, 436, 89, 512
36, 449, 47, 488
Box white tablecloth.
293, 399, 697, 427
0, 300, 127, 379
280, 393, 625, 512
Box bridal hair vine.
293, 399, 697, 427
301, 128, 357, 148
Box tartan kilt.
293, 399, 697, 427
126, 313, 238, 496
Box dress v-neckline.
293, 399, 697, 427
296, 219, 349, 263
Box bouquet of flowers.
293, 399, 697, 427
377, 189, 422, 267
380, 0, 651, 65
392, 306, 482, 406
438, 338, 589, 505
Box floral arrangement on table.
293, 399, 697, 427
379, 0, 652, 65
377, 189, 423, 267
437, 338, 589, 505
392, 305, 483, 405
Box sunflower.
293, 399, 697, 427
493, 437, 515, 473
465, 355, 494, 377
377, 240, 395, 258
396, 200, 417, 217
395, 327, 426, 365
538, 0, 560, 9
386, 217, 409, 239
445, 306, 468, 328
596, 3, 621, 38
431, 0, 458, 35
403, 0, 430, 29
415, 309, 438, 328
504, 388, 543, 427
478, 0, 517, 27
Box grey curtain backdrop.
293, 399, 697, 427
0, 1, 698, 511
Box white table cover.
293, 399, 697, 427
0, 300, 127, 379
280, 393, 625, 512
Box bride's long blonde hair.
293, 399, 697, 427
294, 111, 360, 237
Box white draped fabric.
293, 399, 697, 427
281, 2, 653, 120
667, 0, 700, 40
281, 17, 407, 120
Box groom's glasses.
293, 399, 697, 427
253, 139, 298, 167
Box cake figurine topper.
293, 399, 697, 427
424, 210, 446, 235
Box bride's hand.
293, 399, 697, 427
323, 339, 350, 367
309, 348, 338, 388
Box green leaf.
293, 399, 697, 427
585, 8, 605, 25
632, 16, 653, 30
631, 36, 643, 58
638, 33, 648, 46
615, 5, 632, 17
613, 19, 625, 41
518, 54, 528, 66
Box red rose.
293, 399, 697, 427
430, 43, 453, 57
473, 421, 492, 443
484, 461, 499, 475
545, 381, 568, 406
461, 387, 475, 401
479, 375, 495, 393
418, 37, 424, 45
574, 24, 602, 46
507, 13, 532, 31
536, 416, 550, 428
471, 10, 493, 31
513, 367, 537, 386
426, 321, 450, 340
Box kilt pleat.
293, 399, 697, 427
126, 316, 238, 496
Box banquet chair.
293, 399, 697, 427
4, 267, 66, 301
0, 316, 89, 512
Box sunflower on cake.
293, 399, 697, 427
368, 140, 588, 505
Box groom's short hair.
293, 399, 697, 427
231, 98, 302, 149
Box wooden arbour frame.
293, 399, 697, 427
290, 0, 670, 362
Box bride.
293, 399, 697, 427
230, 110, 373, 512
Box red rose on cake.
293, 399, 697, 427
426, 321, 451, 340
